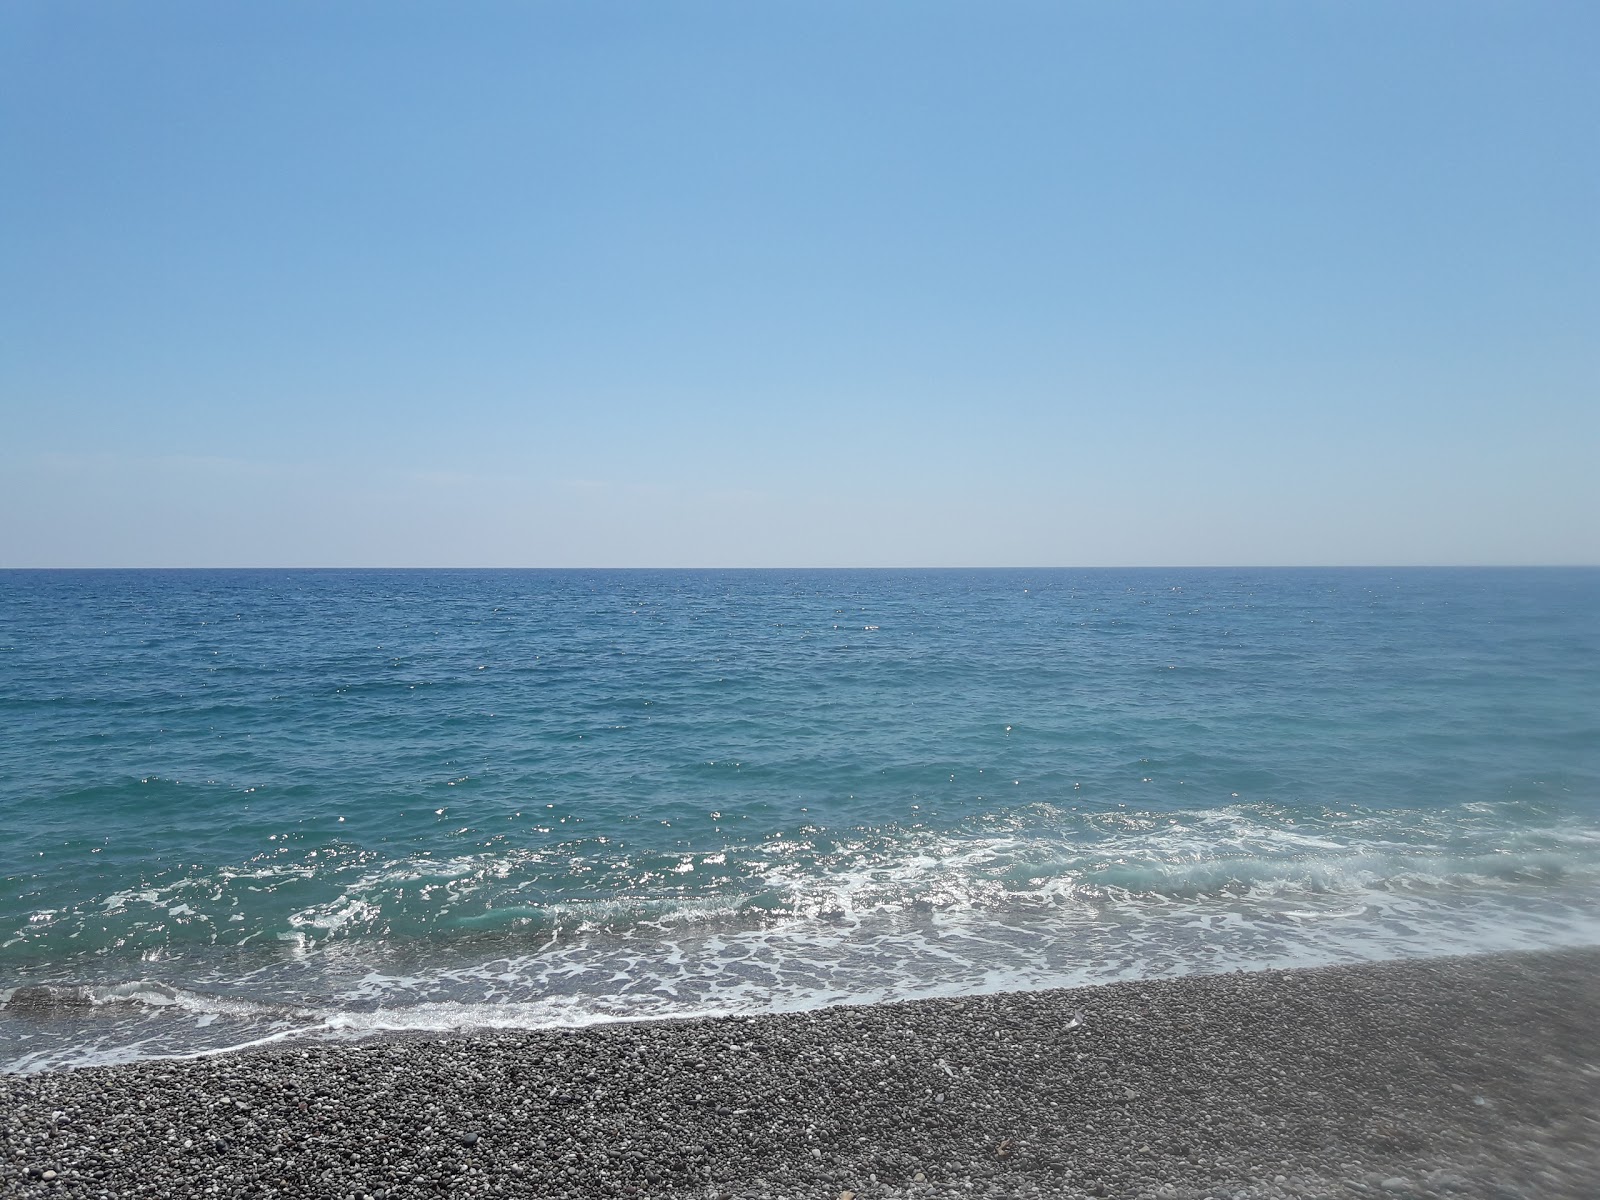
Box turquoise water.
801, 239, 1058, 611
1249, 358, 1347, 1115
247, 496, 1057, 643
3, 568, 1598, 1071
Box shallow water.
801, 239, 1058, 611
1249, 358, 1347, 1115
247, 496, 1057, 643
3, 568, 1597, 1071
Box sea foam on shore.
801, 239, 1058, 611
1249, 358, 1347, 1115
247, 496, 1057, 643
7, 569, 1599, 1076
5, 947, 1598, 1200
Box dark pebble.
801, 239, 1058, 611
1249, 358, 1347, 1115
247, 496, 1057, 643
2, 948, 1598, 1200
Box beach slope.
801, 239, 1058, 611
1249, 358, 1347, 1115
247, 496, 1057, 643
4, 947, 1598, 1199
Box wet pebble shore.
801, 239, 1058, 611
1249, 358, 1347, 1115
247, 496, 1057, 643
4, 947, 1599, 1200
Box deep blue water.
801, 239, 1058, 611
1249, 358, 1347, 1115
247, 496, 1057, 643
3, 568, 1598, 1071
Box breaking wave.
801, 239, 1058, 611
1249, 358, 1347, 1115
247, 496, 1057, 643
7, 801, 1599, 1073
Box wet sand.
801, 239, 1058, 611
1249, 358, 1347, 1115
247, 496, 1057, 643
4, 947, 1598, 1199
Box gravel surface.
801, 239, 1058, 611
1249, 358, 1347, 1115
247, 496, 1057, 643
4, 947, 1598, 1199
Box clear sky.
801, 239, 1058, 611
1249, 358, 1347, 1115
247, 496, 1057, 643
2, 2, 1595, 567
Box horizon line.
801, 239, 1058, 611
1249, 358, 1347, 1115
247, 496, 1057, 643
3, 563, 1597, 572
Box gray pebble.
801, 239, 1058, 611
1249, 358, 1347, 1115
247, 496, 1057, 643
2, 948, 1598, 1199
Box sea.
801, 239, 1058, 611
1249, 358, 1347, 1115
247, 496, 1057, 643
2, 568, 1597, 1073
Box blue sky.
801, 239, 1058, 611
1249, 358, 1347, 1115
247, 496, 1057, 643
2, 2, 1595, 566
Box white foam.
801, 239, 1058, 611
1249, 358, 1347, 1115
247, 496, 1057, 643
8, 802, 1600, 1074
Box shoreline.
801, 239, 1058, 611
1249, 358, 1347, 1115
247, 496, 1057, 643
4, 947, 1598, 1198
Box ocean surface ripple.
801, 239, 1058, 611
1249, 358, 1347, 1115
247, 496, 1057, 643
2, 568, 1597, 1071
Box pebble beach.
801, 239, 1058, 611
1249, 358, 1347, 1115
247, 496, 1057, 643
5, 946, 1598, 1200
